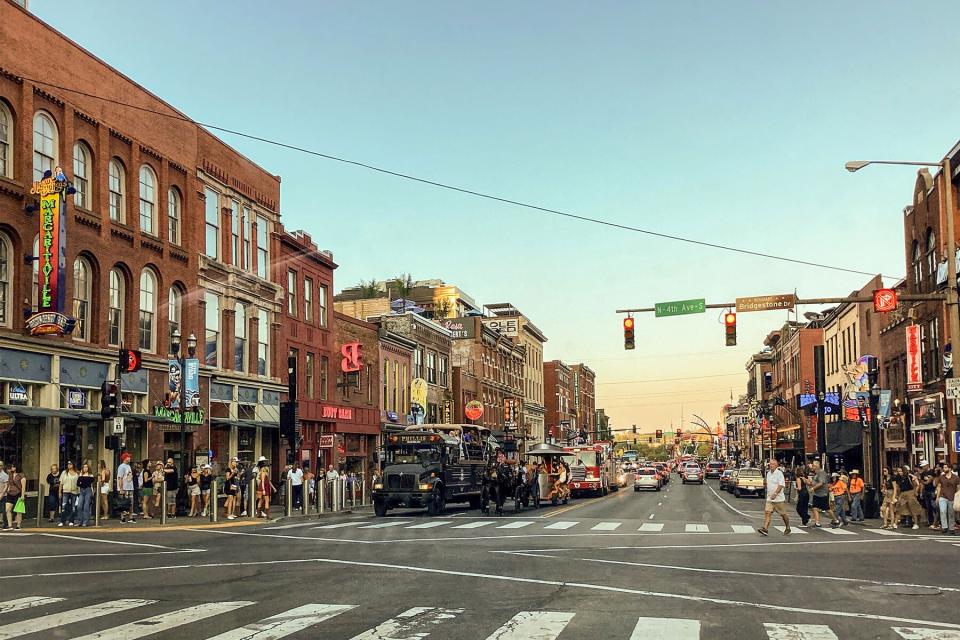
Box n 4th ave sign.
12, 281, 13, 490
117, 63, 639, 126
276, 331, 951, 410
735, 294, 797, 313
655, 298, 705, 318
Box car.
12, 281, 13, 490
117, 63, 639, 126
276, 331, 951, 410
704, 461, 726, 479
718, 469, 736, 491
616, 469, 629, 488
653, 463, 669, 484
732, 467, 765, 498
634, 467, 661, 491
681, 464, 704, 484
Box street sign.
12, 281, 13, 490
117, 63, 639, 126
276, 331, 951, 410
873, 288, 898, 313
654, 298, 705, 318
111, 416, 125, 434
954, 430, 960, 453
946, 377, 960, 400
735, 294, 797, 313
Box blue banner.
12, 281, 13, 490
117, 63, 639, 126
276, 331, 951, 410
168, 358, 200, 409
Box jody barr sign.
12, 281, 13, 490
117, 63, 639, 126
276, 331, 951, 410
735, 294, 797, 313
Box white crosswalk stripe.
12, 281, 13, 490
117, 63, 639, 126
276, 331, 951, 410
497, 521, 535, 529
484, 611, 575, 639
71, 602, 254, 640
685, 524, 709, 532
0, 596, 64, 615
451, 521, 496, 529
865, 528, 908, 537
0, 599, 153, 640
350, 606, 464, 640
406, 521, 453, 529
638, 523, 664, 532
591, 522, 622, 531
763, 622, 838, 639
817, 526, 856, 535
314, 522, 363, 529
774, 526, 807, 535
205, 604, 356, 640
893, 627, 960, 639
630, 616, 700, 639
264, 522, 317, 530
731, 525, 756, 534
358, 521, 413, 529
543, 521, 579, 530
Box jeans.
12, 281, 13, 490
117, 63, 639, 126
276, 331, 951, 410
849, 493, 864, 521
939, 497, 956, 531
292, 484, 303, 508
77, 487, 93, 525
833, 495, 848, 524
924, 490, 938, 525
60, 492, 77, 524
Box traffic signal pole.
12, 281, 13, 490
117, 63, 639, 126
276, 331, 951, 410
616, 292, 949, 315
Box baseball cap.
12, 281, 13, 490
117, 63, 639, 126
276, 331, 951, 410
258, 456, 267, 462
920, 459, 929, 466
231, 456, 239, 462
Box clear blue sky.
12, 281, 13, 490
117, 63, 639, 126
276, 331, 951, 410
32, 1, 960, 432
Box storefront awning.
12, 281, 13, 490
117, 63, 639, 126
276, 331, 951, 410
0, 405, 91, 420
826, 421, 863, 454
210, 417, 278, 430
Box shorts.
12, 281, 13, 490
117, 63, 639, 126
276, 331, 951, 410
201, 489, 210, 496
811, 494, 829, 510
189, 485, 200, 497
765, 500, 787, 515
141, 488, 153, 497
165, 490, 178, 503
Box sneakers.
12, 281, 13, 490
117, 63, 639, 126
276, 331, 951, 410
240, 511, 247, 517
226, 514, 237, 520
57, 522, 64, 527
798, 523, 809, 528
783, 527, 791, 536
912, 524, 919, 530
756, 528, 769, 536
201, 510, 207, 517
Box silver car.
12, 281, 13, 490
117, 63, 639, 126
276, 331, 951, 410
634, 467, 661, 491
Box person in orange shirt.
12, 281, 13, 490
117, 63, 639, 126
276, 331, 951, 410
829, 473, 849, 528
848, 470, 865, 523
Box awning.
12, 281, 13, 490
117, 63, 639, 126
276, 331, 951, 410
123, 412, 174, 424
776, 425, 801, 434
826, 420, 863, 454
210, 417, 278, 430
0, 405, 92, 420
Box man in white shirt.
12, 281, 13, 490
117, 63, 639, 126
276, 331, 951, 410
758, 458, 790, 536
289, 461, 304, 509
116, 453, 136, 524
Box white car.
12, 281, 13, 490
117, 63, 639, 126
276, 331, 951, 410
634, 467, 661, 491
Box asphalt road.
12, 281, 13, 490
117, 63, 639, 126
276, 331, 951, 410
1, 474, 958, 640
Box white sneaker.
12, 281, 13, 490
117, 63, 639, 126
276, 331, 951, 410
240, 511, 247, 516
201, 510, 207, 517
911, 524, 919, 530
57, 522, 63, 527
227, 514, 236, 520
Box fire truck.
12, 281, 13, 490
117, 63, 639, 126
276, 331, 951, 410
563, 442, 617, 497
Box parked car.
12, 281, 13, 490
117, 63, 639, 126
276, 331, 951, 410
681, 464, 704, 485
634, 467, 661, 491
733, 467, 765, 498
704, 461, 726, 479
718, 469, 736, 491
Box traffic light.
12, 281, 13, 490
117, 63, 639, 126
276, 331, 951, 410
647, 437, 653, 444
100, 381, 119, 419
632, 424, 637, 434
655, 429, 663, 439
724, 312, 737, 346
623, 316, 635, 350
118, 349, 142, 373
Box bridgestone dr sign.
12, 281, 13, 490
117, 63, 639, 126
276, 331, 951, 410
735, 294, 797, 313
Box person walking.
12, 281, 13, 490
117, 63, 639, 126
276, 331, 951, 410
4, 463, 26, 530
116, 453, 136, 523
163, 458, 179, 518
239, 463, 254, 517
0, 465, 8, 530
935, 465, 958, 536
918, 460, 938, 530
881, 468, 899, 530
45, 464, 61, 523
757, 459, 791, 536
185, 467, 200, 517
76, 463, 95, 527
132, 461, 143, 516
98, 460, 111, 520
829, 473, 848, 528
848, 469, 865, 524
896, 465, 924, 529
224, 458, 240, 520
58, 461, 80, 527
794, 465, 810, 527
199, 465, 213, 517
140, 461, 154, 519
289, 461, 304, 510
808, 460, 830, 528
256, 466, 273, 518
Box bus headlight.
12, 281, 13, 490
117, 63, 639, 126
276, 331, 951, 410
373, 483, 383, 490
419, 483, 432, 491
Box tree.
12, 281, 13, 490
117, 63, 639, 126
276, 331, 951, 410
355, 278, 383, 298
433, 297, 453, 319
392, 273, 414, 313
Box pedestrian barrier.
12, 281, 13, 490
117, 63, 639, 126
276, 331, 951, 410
210, 479, 219, 523
160, 481, 167, 526
285, 475, 292, 518
94, 483, 100, 527
248, 477, 257, 518
35, 484, 45, 528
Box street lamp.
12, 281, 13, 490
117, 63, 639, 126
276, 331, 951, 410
170, 328, 197, 512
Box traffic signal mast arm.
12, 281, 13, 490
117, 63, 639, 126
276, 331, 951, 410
615, 292, 945, 314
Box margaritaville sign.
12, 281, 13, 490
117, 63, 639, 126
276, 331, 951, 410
27, 167, 75, 336
153, 404, 205, 425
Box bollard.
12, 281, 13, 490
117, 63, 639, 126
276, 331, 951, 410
94, 481, 100, 527
249, 478, 257, 519
285, 475, 292, 517
319, 477, 326, 514
334, 478, 342, 512
36, 483, 45, 528
160, 481, 167, 525
211, 480, 219, 523
302, 479, 308, 516
350, 480, 356, 509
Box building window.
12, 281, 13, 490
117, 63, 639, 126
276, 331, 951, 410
256, 215, 268, 279
242, 206, 251, 271
383, 360, 389, 411
234, 303, 246, 373
138, 165, 157, 234
287, 270, 297, 316
205, 292, 220, 367
289, 348, 299, 395
912, 241, 922, 290
427, 351, 437, 384
257, 308, 269, 376
138, 269, 157, 351
414, 348, 423, 379
366, 364, 373, 403
393, 361, 399, 413
305, 353, 315, 399
108, 159, 126, 223
320, 356, 329, 401
108, 268, 126, 346
231, 200, 241, 267
72, 142, 91, 209
304, 277, 313, 323
0, 102, 11, 179
0, 232, 10, 326
318, 283, 328, 327
439, 355, 448, 387
32, 111, 57, 182
204, 188, 220, 259
72, 257, 91, 341
926, 229, 937, 289
928, 317, 940, 381
168, 285, 182, 343
167, 188, 181, 245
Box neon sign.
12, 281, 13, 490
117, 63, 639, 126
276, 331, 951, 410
27, 167, 74, 336
341, 342, 362, 372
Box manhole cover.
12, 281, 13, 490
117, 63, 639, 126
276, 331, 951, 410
860, 585, 941, 596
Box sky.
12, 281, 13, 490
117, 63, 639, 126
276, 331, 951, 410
29, 0, 960, 434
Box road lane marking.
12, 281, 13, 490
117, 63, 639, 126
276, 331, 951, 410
817, 526, 856, 535
0, 596, 63, 614
264, 522, 319, 530
451, 521, 496, 529
773, 526, 806, 535
358, 521, 413, 529
591, 522, 622, 531
638, 523, 664, 532
648, 513, 655, 519
484, 611, 575, 639
865, 528, 908, 537
406, 521, 453, 529
205, 604, 356, 640
71, 601, 253, 640
39, 533, 181, 549
731, 525, 755, 534
543, 521, 578, 530
0, 550, 204, 562
707, 484, 761, 519
764, 623, 838, 639
314, 522, 364, 529
893, 628, 960, 639
497, 521, 535, 529
629, 616, 700, 639
685, 524, 708, 532
350, 606, 463, 640
0, 599, 154, 640
502, 537, 925, 554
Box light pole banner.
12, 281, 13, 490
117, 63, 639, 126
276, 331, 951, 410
184, 358, 200, 408
167, 358, 200, 409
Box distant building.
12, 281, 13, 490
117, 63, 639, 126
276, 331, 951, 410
544, 360, 575, 443
335, 278, 479, 320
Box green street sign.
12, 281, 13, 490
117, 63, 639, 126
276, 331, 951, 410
654, 298, 706, 318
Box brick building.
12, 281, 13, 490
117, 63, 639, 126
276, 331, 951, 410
570, 364, 595, 441
544, 360, 575, 444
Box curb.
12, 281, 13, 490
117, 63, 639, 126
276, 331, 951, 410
19, 519, 267, 534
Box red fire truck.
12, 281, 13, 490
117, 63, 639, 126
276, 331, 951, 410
563, 442, 617, 497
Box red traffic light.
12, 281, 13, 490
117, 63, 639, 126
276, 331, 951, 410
724, 312, 737, 326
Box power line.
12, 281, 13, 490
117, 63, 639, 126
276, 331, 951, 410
21, 75, 886, 278
599, 386, 735, 400
598, 372, 745, 385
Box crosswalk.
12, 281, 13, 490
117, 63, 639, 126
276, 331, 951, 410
300, 518, 907, 537
0, 597, 955, 639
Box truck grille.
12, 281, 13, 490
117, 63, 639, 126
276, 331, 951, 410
570, 468, 586, 481
386, 473, 415, 490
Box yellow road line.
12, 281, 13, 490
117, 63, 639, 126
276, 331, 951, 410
544, 487, 626, 518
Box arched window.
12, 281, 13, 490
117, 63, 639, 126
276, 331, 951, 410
138, 268, 157, 351
108, 268, 126, 346
912, 240, 922, 289
72, 142, 92, 209
32, 111, 57, 181
0, 101, 12, 179
138, 165, 157, 234
234, 303, 246, 372
109, 159, 125, 223
168, 285, 182, 344
926, 229, 937, 288
72, 256, 92, 341
167, 187, 181, 245
0, 232, 11, 326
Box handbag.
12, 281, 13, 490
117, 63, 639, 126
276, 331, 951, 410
13, 497, 25, 514
954, 492, 960, 513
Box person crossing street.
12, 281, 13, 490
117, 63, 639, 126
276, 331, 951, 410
848, 470, 865, 524
757, 459, 790, 536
